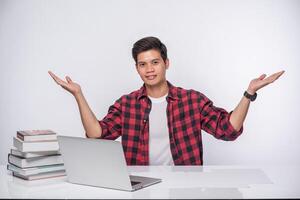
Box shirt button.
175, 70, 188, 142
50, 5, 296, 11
143, 119, 147, 123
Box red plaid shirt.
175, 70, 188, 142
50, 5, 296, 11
98, 82, 243, 165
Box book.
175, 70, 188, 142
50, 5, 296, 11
17, 130, 57, 142
8, 154, 64, 168
10, 148, 60, 158
12, 170, 66, 180
13, 137, 59, 152
7, 163, 65, 176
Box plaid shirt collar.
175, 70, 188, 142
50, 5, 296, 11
137, 81, 180, 101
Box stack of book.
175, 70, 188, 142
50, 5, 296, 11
7, 130, 66, 180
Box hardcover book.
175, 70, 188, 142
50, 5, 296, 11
7, 163, 65, 176
17, 130, 57, 142
13, 137, 59, 152
8, 154, 64, 168
10, 149, 60, 158
12, 170, 66, 180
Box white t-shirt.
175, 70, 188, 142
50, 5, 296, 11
148, 94, 174, 165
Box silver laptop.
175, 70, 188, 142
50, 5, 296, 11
57, 136, 161, 191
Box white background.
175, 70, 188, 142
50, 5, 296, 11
0, 0, 299, 165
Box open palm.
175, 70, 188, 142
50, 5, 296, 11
48, 71, 82, 96
247, 70, 285, 94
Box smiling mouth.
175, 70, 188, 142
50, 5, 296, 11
146, 75, 157, 80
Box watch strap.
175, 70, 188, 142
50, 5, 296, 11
244, 91, 257, 101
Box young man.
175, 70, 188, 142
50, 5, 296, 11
49, 36, 284, 165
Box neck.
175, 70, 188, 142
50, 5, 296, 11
145, 81, 169, 98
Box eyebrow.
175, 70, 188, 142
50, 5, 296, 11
152, 59, 160, 62
137, 58, 160, 65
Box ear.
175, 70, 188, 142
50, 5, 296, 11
135, 64, 140, 74
165, 58, 170, 70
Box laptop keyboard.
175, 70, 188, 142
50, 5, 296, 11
131, 181, 141, 186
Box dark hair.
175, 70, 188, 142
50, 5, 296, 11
132, 36, 168, 64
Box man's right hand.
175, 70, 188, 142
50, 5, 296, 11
48, 70, 102, 138
48, 71, 82, 97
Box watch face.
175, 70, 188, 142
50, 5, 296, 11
244, 91, 257, 101
251, 93, 257, 101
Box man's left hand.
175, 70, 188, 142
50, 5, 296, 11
247, 70, 285, 94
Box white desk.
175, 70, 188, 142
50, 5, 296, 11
0, 165, 299, 199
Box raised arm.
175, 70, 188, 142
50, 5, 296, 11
229, 70, 285, 131
48, 71, 102, 138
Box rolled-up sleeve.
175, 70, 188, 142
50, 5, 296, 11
199, 94, 243, 141
98, 98, 123, 140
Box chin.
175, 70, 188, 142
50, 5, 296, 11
144, 79, 164, 87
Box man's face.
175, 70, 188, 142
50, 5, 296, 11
136, 49, 169, 87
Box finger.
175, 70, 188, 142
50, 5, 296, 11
265, 70, 285, 83
48, 71, 60, 83
65, 76, 73, 84
48, 71, 60, 81
258, 74, 267, 80
48, 70, 56, 79
48, 71, 67, 86
275, 70, 285, 79
270, 70, 284, 78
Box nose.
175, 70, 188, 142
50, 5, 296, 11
145, 64, 154, 73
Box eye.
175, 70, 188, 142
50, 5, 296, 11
139, 63, 145, 67
153, 61, 159, 65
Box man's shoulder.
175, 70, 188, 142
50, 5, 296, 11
174, 85, 205, 98
172, 85, 212, 105
115, 88, 141, 102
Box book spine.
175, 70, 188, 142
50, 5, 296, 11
10, 149, 24, 158
7, 153, 10, 164
12, 172, 29, 180
16, 133, 25, 141
13, 137, 23, 152
7, 154, 19, 168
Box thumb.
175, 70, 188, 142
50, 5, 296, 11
258, 74, 267, 80
65, 76, 72, 83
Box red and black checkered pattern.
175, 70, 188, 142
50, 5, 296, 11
98, 82, 243, 165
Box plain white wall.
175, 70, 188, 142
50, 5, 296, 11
1, 0, 299, 165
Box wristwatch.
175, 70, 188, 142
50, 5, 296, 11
244, 91, 257, 101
